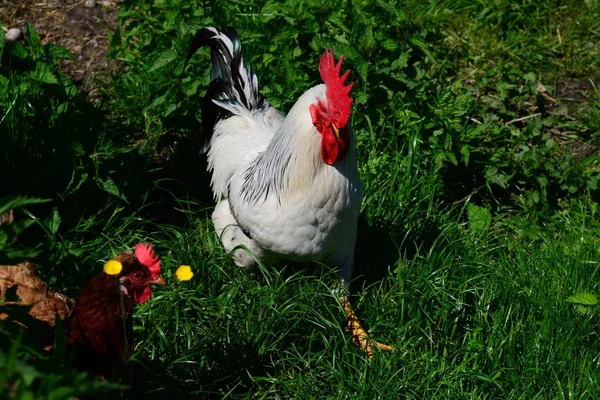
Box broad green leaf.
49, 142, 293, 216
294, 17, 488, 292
485, 167, 509, 189
0, 197, 50, 215
149, 49, 178, 72
8, 42, 28, 59
14, 362, 42, 387
47, 43, 74, 60
96, 176, 127, 202
467, 203, 492, 234
25, 23, 40, 47
108, 25, 122, 49
566, 292, 598, 306
44, 208, 61, 235
575, 305, 594, 316
31, 63, 58, 84
145, 93, 167, 112
460, 144, 471, 165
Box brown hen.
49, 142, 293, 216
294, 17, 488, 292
0, 243, 165, 379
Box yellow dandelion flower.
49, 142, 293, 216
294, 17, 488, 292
176, 265, 194, 281
104, 259, 123, 275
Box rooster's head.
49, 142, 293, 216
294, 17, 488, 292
112, 243, 166, 304
309, 49, 354, 165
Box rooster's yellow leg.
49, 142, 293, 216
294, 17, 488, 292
341, 297, 393, 358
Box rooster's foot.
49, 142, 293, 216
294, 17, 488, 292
341, 297, 393, 358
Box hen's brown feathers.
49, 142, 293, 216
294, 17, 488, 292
66, 252, 139, 364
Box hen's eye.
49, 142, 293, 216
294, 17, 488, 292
132, 272, 143, 280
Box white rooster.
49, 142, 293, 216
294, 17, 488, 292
187, 27, 392, 356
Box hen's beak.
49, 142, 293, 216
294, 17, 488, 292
150, 276, 166, 286
333, 125, 340, 138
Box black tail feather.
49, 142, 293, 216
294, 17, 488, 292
184, 27, 268, 153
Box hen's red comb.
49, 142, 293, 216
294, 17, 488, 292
135, 243, 161, 276
318, 49, 354, 128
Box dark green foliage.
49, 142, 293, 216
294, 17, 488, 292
0, 22, 164, 233
2, 24, 103, 199
0, 196, 49, 264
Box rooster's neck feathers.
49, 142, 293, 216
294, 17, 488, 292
239, 86, 327, 206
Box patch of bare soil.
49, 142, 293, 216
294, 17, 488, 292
1, 0, 122, 93
544, 78, 598, 159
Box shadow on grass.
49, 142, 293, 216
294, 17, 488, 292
128, 343, 274, 399
352, 215, 444, 293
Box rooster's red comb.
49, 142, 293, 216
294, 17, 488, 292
135, 243, 161, 276
318, 49, 354, 128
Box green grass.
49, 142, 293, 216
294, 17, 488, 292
2, 0, 600, 398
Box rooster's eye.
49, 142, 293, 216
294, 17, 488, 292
132, 272, 143, 281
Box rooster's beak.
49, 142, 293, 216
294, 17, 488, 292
333, 125, 339, 138
150, 276, 166, 286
